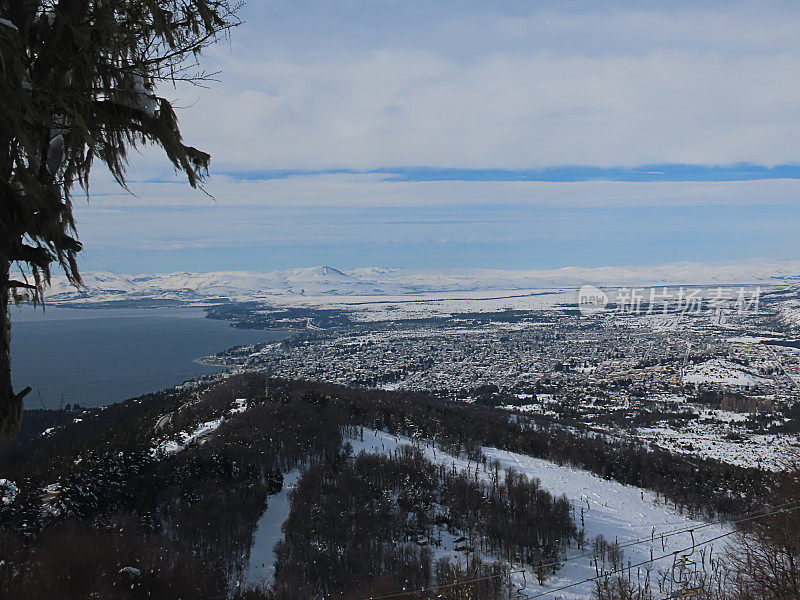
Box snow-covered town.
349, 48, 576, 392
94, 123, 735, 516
198, 283, 800, 471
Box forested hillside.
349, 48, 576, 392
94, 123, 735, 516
0, 374, 793, 599
268, 444, 575, 599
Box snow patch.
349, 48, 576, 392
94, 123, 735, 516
0, 479, 18, 506
150, 398, 251, 457
231, 398, 248, 414
150, 417, 224, 456
683, 358, 770, 387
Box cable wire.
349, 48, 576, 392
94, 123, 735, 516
359, 500, 800, 600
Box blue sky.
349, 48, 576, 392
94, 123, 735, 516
79, 0, 800, 273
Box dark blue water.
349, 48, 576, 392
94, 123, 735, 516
9, 306, 289, 409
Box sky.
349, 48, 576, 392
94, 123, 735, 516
78, 0, 800, 273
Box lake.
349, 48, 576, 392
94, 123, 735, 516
9, 305, 290, 409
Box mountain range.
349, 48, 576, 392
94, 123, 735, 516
40, 259, 800, 304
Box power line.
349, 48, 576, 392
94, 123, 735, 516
521, 501, 800, 600
552, 497, 800, 573
365, 498, 800, 599
359, 500, 800, 600
522, 529, 735, 599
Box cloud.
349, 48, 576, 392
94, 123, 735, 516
134, 2, 800, 170
164, 49, 800, 170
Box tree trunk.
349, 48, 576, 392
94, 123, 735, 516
0, 101, 26, 440
0, 257, 28, 440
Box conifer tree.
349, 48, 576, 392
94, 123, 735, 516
0, 0, 241, 438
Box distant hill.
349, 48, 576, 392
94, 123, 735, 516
42, 259, 800, 304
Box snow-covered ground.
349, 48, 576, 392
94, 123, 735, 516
778, 299, 800, 330
150, 398, 248, 456
150, 416, 224, 456
327, 290, 572, 322
0, 479, 18, 505
682, 358, 771, 387
240, 469, 302, 590
628, 419, 800, 471
349, 429, 731, 600
504, 400, 800, 471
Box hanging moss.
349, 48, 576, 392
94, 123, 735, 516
0, 0, 241, 437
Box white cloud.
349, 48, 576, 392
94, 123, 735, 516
163, 49, 800, 170
134, 2, 800, 170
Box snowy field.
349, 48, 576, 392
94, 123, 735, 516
631, 425, 800, 471
349, 429, 731, 600
506, 403, 800, 471
297, 289, 574, 322
682, 358, 771, 387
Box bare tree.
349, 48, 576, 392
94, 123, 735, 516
726, 468, 800, 600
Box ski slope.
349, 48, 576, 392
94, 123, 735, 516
350, 429, 731, 600
241, 470, 302, 589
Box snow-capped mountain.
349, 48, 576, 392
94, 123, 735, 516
42, 259, 800, 304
